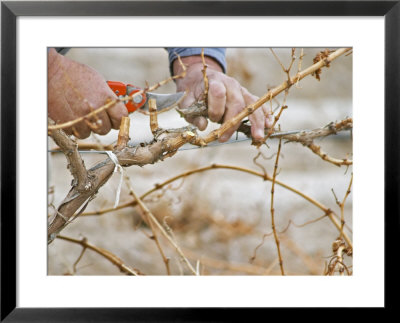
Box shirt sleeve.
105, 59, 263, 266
166, 48, 227, 74
54, 47, 70, 55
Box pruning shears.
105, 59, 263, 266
107, 81, 185, 113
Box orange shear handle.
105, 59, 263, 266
107, 81, 147, 113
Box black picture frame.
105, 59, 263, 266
1, 1, 398, 321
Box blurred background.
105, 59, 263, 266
48, 48, 352, 275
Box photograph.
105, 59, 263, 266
2, 0, 396, 317
47, 47, 353, 276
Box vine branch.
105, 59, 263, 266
57, 235, 140, 275
270, 138, 285, 275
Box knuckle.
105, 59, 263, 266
209, 82, 226, 99
225, 76, 241, 90
227, 93, 245, 111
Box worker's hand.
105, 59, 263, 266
173, 55, 274, 142
48, 48, 128, 139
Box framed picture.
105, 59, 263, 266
1, 1, 398, 320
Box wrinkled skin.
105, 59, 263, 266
48, 48, 128, 139
173, 55, 274, 142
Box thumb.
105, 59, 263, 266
179, 91, 209, 130
191, 116, 208, 131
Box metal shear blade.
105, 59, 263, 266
142, 91, 185, 111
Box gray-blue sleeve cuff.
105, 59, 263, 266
166, 48, 227, 74
54, 47, 70, 55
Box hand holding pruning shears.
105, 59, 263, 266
48, 48, 184, 139
48, 48, 128, 139
48, 48, 273, 141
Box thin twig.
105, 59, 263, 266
71, 245, 87, 274
124, 177, 197, 275
148, 99, 159, 134
126, 172, 171, 275
270, 48, 287, 72
115, 116, 130, 150
263, 105, 288, 143
136, 200, 171, 275
201, 48, 209, 105
282, 118, 353, 167
50, 142, 114, 152
48, 99, 119, 132
287, 48, 297, 75
57, 235, 140, 275
305, 142, 352, 167
280, 236, 322, 275
270, 139, 285, 275
249, 233, 272, 264
340, 173, 353, 238
296, 48, 304, 88
182, 248, 278, 275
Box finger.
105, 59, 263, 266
192, 116, 208, 130
70, 93, 113, 135
90, 82, 128, 130
242, 88, 265, 140
184, 114, 208, 130
219, 80, 245, 142
60, 90, 92, 138
89, 110, 112, 135
207, 80, 226, 123
249, 109, 266, 140
264, 107, 275, 129
106, 99, 129, 130
81, 95, 113, 135
69, 101, 91, 138
92, 72, 128, 130
181, 90, 209, 129
48, 93, 76, 136
72, 120, 91, 139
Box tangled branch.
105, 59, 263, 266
48, 120, 198, 243
179, 48, 352, 145
82, 162, 352, 249
48, 47, 352, 250
57, 235, 140, 275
